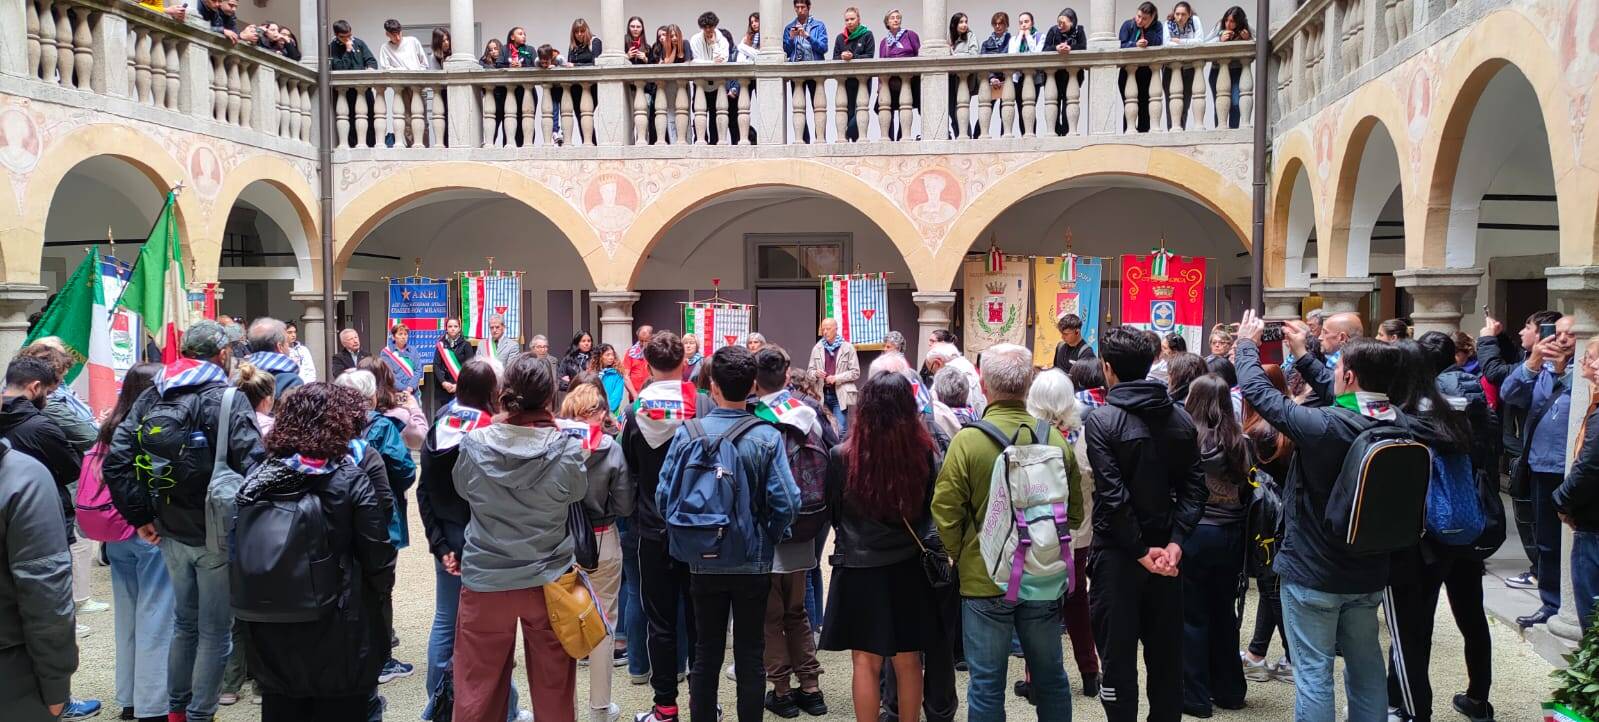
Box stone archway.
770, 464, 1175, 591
203, 155, 319, 288
1269, 128, 1323, 289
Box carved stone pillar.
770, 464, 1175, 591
913, 291, 956, 366
593, 291, 641, 353
1546, 266, 1599, 642
1262, 287, 1310, 322
1309, 276, 1375, 315
0, 284, 47, 364
1391, 267, 1483, 336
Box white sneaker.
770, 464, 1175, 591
724, 663, 736, 681
516, 710, 534, 722
591, 703, 620, 722
1270, 658, 1294, 684
76, 599, 110, 614
75, 623, 91, 638
1239, 651, 1270, 682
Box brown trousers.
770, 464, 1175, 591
454, 585, 576, 722
764, 570, 822, 693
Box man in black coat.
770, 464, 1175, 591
0, 357, 82, 545
1082, 326, 1206, 722
331, 328, 370, 380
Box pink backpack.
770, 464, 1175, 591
75, 442, 135, 542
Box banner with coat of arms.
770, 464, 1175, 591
1119, 252, 1207, 351
962, 256, 1029, 360
1031, 256, 1102, 367
387, 277, 450, 352
458, 270, 522, 343
821, 273, 890, 347
684, 302, 754, 354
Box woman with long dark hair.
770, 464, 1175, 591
232, 383, 395, 720
78, 363, 171, 722
1180, 374, 1250, 716
947, 12, 977, 137
1239, 362, 1293, 683
1208, 6, 1253, 127
589, 343, 631, 416
452, 356, 587, 722
819, 373, 948, 722
418, 359, 531, 721
1166, 352, 1209, 405
560, 331, 594, 391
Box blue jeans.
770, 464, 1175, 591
1281, 582, 1387, 722
423, 558, 519, 720
621, 523, 651, 678
160, 539, 232, 721
1574, 531, 1599, 632
824, 389, 848, 433
108, 537, 174, 718
960, 597, 1071, 722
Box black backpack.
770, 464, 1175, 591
1470, 466, 1508, 561
132, 390, 210, 502
230, 461, 342, 623
778, 423, 831, 544
1327, 412, 1432, 555
1243, 465, 1285, 577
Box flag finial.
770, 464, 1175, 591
413, 257, 423, 277
486, 256, 495, 272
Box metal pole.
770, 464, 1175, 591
316, 0, 336, 371
1250, 0, 1271, 313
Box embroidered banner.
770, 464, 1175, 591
1119, 253, 1207, 352
821, 273, 890, 347
459, 271, 521, 343
387, 277, 450, 352
683, 302, 754, 354
961, 256, 1029, 361
1031, 256, 1102, 367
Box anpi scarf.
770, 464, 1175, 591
1334, 391, 1396, 421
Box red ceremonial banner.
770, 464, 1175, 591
1119, 254, 1207, 350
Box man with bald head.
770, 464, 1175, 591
1284, 312, 1363, 407
807, 318, 859, 432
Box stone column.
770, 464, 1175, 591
298, 0, 319, 65
1088, 0, 1118, 49
447, 0, 476, 66
1309, 276, 1376, 315
178, 42, 212, 118
597, 0, 626, 66
1262, 287, 1310, 322
92, 11, 129, 97
759, 0, 785, 62
913, 291, 956, 367
291, 291, 342, 383
920, 0, 949, 54
1392, 267, 1483, 336
0, 284, 47, 363
917, 0, 951, 141
251, 65, 279, 130
0, 0, 24, 77
1546, 266, 1599, 642
593, 291, 641, 353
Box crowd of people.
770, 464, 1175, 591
134, 0, 303, 60
9, 295, 1587, 722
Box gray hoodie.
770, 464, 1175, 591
0, 442, 76, 718
454, 422, 588, 593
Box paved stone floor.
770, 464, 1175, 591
69, 511, 1561, 721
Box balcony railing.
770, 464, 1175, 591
1270, 0, 1493, 127
17, 0, 317, 146
327, 43, 1255, 152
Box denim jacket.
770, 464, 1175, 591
1502, 361, 1573, 474
656, 407, 799, 574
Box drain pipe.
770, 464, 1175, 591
1250, 0, 1270, 313
316, 0, 335, 369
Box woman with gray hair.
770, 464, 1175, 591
1024, 368, 1100, 697
931, 365, 974, 440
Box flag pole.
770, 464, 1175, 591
107, 185, 180, 313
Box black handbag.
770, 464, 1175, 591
905, 518, 954, 589
568, 503, 599, 571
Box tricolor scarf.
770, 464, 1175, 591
1060, 253, 1078, 283
248, 351, 300, 375
986, 246, 1005, 273
436, 341, 462, 382
555, 417, 607, 453
382, 344, 416, 377
632, 380, 699, 448
434, 402, 491, 451
1150, 249, 1174, 279
282, 453, 334, 475
1334, 391, 1396, 421
950, 405, 976, 426
156, 357, 227, 395
846, 24, 871, 42
752, 389, 820, 437
626, 342, 646, 361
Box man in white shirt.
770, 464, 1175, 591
284, 320, 318, 382
376, 18, 434, 147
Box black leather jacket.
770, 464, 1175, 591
1082, 379, 1207, 557
824, 444, 938, 568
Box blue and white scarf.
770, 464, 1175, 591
248, 351, 300, 375
50, 386, 93, 424
156, 358, 228, 395
822, 336, 844, 353
884, 28, 910, 50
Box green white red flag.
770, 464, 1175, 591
115, 192, 189, 364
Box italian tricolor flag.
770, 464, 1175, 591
115, 192, 189, 364
436, 341, 462, 381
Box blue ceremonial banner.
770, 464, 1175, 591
387, 277, 449, 352
1076, 258, 1103, 352
1032, 256, 1103, 365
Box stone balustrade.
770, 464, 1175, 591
326, 43, 1255, 152
1270, 0, 1486, 127
15, 0, 317, 146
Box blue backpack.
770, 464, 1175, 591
1425, 450, 1486, 546
663, 417, 766, 567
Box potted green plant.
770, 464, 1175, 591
1549, 613, 1599, 722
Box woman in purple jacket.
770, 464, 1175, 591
878, 9, 921, 141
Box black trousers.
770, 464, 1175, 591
1247, 573, 1288, 660
1509, 460, 1539, 569
1180, 524, 1246, 714
842, 78, 864, 141
689, 573, 770, 722
638, 535, 697, 708
1089, 547, 1183, 722
260, 690, 380, 722
880, 581, 960, 722
1386, 552, 1493, 720
1116, 67, 1155, 132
